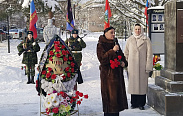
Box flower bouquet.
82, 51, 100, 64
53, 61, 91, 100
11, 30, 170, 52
110, 55, 122, 69
153, 55, 163, 70
43, 91, 88, 116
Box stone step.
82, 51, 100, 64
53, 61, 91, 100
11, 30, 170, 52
148, 84, 183, 116
155, 76, 183, 93
161, 69, 183, 81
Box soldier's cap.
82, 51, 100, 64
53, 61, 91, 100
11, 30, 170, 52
27, 31, 33, 36
72, 29, 78, 34
104, 26, 115, 34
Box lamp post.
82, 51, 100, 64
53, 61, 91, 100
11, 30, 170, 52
6, 4, 13, 53
7, 14, 10, 53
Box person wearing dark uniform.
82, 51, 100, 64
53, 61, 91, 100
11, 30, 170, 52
65, 29, 86, 68
17, 31, 40, 84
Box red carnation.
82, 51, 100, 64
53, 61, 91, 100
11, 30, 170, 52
61, 45, 65, 49
51, 74, 57, 80
76, 91, 79, 96
46, 72, 51, 78
52, 107, 59, 113
62, 75, 66, 80
48, 67, 52, 72
55, 46, 60, 51
56, 53, 61, 58
46, 108, 50, 115
49, 51, 54, 56
49, 57, 53, 61
65, 67, 70, 72
69, 56, 73, 61
42, 70, 46, 75
62, 50, 67, 55
71, 62, 75, 67
118, 55, 122, 60
54, 41, 60, 45
66, 50, 70, 54
63, 56, 68, 61
84, 94, 89, 99
114, 58, 118, 62
71, 68, 75, 72
77, 100, 81, 105
55, 48, 61, 52
70, 99, 74, 103
79, 92, 83, 97
67, 73, 71, 77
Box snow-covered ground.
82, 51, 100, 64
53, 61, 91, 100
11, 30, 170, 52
0, 32, 162, 116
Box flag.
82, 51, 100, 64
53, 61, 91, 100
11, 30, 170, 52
104, 0, 112, 30
29, 0, 38, 39
144, 0, 148, 25
66, 0, 75, 31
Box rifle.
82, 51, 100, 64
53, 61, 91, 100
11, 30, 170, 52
70, 34, 87, 50
18, 45, 34, 56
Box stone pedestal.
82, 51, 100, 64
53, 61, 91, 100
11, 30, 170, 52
147, 1, 183, 116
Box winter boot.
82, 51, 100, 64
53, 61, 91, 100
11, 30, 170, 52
27, 75, 31, 84
31, 76, 35, 84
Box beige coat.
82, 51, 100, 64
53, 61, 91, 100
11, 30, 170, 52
124, 35, 153, 94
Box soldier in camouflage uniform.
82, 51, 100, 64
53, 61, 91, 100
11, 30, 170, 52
65, 29, 86, 68
17, 31, 40, 84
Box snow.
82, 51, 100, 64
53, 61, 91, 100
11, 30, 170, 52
148, 6, 164, 10
0, 0, 5, 3
22, 0, 60, 12
0, 32, 161, 116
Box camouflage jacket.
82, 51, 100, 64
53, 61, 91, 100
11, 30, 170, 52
65, 36, 86, 66
65, 36, 86, 51
17, 38, 40, 64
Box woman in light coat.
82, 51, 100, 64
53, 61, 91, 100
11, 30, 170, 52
124, 23, 153, 110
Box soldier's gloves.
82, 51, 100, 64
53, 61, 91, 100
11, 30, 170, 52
78, 38, 81, 42
32, 42, 36, 46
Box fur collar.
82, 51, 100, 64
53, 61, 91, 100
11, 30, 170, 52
98, 35, 114, 44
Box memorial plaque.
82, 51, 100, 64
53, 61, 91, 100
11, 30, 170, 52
177, 9, 183, 43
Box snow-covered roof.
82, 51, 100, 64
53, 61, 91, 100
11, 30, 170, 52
148, 6, 164, 10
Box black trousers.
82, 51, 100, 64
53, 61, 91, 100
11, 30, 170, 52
131, 94, 146, 107
104, 112, 119, 116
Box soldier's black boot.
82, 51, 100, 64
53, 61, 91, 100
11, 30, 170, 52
31, 76, 35, 84
27, 75, 31, 84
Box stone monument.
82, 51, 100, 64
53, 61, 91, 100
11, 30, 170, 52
147, 1, 183, 116
43, 19, 58, 44
43, 11, 60, 44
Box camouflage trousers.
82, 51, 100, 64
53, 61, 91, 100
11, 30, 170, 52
25, 64, 35, 76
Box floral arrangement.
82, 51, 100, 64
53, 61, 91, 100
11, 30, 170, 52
110, 55, 122, 69
40, 40, 78, 83
44, 91, 88, 116
36, 40, 88, 116
153, 55, 163, 70
154, 63, 163, 70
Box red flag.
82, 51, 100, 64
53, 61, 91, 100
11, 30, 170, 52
144, 0, 148, 25
104, 0, 112, 30
29, 0, 38, 39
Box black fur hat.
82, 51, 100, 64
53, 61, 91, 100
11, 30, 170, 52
27, 31, 33, 36
104, 26, 115, 34
72, 29, 78, 34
